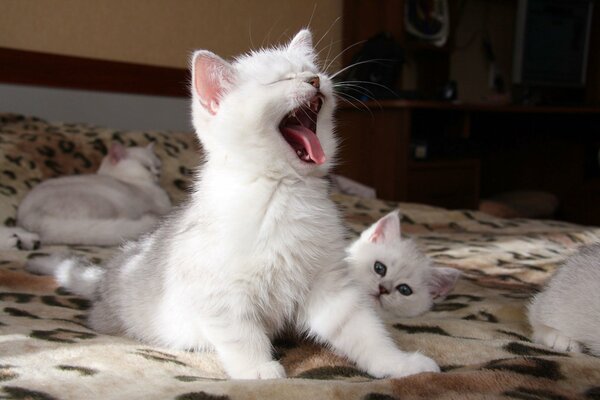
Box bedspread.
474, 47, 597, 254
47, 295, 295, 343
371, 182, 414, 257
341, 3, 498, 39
1, 114, 600, 400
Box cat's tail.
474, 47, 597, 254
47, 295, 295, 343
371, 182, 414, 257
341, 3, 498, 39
21, 215, 158, 246
26, 254, 103, 298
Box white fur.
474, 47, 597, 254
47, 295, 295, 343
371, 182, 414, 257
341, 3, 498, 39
29, 30, 440, 379
27, 254, 103, 298
347, 211, 461, 319
15, 143, 171, 246
528, 242, 600, 356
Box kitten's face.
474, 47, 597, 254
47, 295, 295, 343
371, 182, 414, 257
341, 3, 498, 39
98, 143, 161, 183
347, 211, 461, 319
191, 30, 336, 177
349, 237, 435, 318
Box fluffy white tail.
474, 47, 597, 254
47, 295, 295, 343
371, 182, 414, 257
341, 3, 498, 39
26, 254, 103, 298
22, 215, 158, 246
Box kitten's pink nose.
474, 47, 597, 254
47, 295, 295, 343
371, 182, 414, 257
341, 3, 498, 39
307, 76, 320, 89
378, 285, 389, 295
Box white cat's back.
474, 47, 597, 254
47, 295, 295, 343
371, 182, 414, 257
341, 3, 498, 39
19, 174, 167, 221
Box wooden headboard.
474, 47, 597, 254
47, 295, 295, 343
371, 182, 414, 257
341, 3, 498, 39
0, 47, 192, 131
0, 47, 189, 97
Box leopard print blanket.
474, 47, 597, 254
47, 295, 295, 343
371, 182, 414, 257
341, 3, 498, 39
1, 114, 600, 400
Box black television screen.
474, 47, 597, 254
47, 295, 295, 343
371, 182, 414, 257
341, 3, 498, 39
513, 0, 593, 87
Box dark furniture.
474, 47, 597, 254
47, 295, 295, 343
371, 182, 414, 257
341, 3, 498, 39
335, 100, 600, 224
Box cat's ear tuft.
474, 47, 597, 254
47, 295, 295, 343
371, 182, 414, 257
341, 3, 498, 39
108, 143, 127, 165
288, 29, 315, 56
191, 50, 235, 116
369, 211, 401, 244
428, 266, 461, 299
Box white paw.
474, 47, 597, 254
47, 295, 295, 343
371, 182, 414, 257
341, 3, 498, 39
370, 352, 440, 379
14, 231, 41, 250
0, 227, 40, 250
232, 360, 286, 380
533, 325, 582, 353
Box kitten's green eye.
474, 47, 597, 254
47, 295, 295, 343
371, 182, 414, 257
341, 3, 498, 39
397, 284, 413, 296
373, 261, 387, 277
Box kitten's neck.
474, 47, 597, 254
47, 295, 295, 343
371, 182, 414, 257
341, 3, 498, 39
192, 160, 330, 212
202, 155, 293, 184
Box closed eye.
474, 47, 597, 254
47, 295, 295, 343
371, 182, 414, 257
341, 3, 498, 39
266, 77, 294, 85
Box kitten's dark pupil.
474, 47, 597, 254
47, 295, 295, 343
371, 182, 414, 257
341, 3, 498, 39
397, 284, 413, 296
373, 261, 387, 277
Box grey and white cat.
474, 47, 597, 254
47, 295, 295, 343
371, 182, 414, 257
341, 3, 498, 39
14, 142, 170, 247
528, 242, 600, 356
348, 211, 461, 319
27, 30, 440, 380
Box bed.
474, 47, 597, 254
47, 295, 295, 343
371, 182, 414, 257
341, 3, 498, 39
1, 49, 600, 400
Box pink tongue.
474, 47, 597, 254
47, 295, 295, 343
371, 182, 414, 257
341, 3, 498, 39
281, 125, 326, 165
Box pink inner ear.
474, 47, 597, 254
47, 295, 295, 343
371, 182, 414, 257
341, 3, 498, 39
193, 52, 232, 116
288, 29, 314, 53
369, 212, 401, 243
429, 267, 461, 299
108, 143, 127, 165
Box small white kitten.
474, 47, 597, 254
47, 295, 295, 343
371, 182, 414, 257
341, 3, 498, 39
528, 242, 600, 356
347, 211, 461, 319
13, 142, 170, 247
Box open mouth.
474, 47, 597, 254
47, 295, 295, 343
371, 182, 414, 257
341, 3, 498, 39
279, 94, 325, 164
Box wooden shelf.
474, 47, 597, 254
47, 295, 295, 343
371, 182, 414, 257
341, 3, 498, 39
338, 100, 600, 114
408, 158, 480, 170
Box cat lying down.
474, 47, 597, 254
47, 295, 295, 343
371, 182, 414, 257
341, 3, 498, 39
0, 142, 170, 249
348, 211, 461, 319
26, 30, 441, 380
528, 242, 600, 356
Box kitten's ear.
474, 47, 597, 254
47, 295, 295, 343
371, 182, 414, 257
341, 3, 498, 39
108, 143, 127, 165
191, 50, 235, 116
288, 29, 315, 56
428, 266, 461, 299
369, 211, 401, 244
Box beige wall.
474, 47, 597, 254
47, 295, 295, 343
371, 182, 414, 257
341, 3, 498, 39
0, 0, 343, 70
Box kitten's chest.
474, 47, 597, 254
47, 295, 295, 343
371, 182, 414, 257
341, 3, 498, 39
216, 178, 345, 313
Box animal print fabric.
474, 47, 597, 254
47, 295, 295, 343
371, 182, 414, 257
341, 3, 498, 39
1, 114, 600, 399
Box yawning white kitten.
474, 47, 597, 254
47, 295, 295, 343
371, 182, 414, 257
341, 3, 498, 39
27, 30, 439, 379
348, 211, 461, 319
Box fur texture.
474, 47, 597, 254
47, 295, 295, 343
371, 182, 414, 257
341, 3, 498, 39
347, 211, 461, 319
15, 143, 170, 246
26, 30, 439, 379
528, 242, 600, 355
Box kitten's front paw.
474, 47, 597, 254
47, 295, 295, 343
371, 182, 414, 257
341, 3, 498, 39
233, 360, 286, 380
370, 352, 440, 379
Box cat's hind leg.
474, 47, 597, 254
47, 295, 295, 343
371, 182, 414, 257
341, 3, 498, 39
0, 226, 40, 250
531, 323, 582, 353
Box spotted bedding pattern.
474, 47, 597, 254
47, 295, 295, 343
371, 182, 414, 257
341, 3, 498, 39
1, 114, 600, 400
